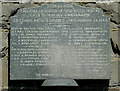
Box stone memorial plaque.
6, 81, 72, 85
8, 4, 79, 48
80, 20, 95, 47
10, 2, 110, 80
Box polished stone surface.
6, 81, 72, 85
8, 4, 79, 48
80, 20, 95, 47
42, 79, 78, 86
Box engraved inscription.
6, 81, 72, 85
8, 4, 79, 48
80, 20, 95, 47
10, 2, 110, 80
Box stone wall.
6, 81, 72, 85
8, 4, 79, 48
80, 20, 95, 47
0, 1, 120, 90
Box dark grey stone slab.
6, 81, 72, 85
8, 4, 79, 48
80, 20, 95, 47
119, 60, 120, 85
10, 2, 110, 80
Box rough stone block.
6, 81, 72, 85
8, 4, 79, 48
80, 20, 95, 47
2, 59, 8, 90
0, 60, 2, 91
0, 59, 8, 91
109, 87, 120, 91
110, 59, 119, 86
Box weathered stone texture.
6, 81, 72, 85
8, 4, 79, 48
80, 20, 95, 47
0, 2, 120, 89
